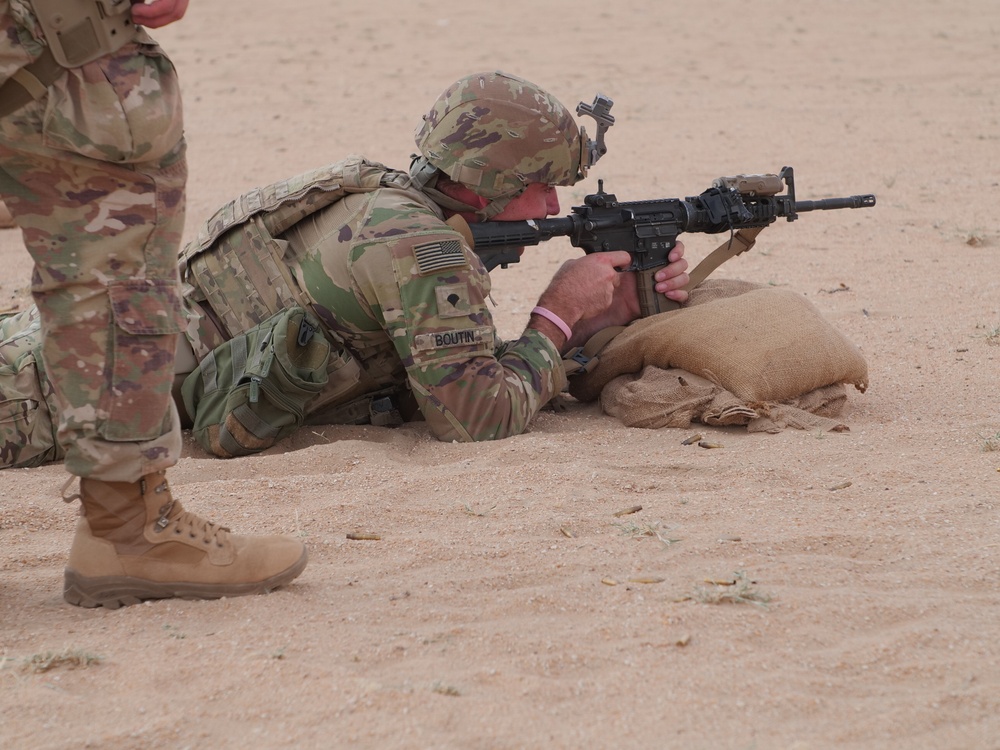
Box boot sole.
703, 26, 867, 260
62, 548, 308, 609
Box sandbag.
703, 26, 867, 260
569, 279, 868, 405
601, 366, 851, 434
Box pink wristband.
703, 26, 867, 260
531, 306, 572, 339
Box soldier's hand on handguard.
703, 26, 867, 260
130, 0, 190, 28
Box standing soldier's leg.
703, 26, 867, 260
0, 34, 306, 607
0, 137, 188, 480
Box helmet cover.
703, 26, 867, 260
415, 71, 588, 200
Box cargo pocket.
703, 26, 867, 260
42, 43, 184, 165
102, 279, 185, 441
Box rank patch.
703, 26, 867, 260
435, 283, 472, 318
412, 238, 466, 275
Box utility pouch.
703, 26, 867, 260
0, 308, 61, 468
32, 0, 139, 68
181, 307, 332, 458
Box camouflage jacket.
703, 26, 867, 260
181, 157, 568, 443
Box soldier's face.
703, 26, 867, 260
493, 183, 560, 221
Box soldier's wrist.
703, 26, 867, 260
527, 314, 568, 348
530, 306, 572, 339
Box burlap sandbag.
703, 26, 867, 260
568, 279, 869, 404
601, 366, 852, 434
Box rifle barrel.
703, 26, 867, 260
794, 194, 876, 212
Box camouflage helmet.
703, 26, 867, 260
414, 71, 589, 202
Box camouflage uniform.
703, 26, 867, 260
175, 70, 586, 445
181, 157, 567, 444
0, 1, 186, 480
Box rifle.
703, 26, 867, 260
469, 166, 876, 317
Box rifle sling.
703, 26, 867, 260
685, 226, 764, 291
562, 325, 625, 377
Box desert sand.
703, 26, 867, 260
2, 1, 999, 748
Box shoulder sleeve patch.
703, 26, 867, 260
412, 238, 467, 275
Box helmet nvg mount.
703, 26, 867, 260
411, 71, 614, 219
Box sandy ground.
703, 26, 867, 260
2, 1, 999, 748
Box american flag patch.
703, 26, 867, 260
412, 239, 466, 275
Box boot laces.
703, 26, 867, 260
150, 479, 231, 548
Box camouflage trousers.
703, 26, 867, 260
0, 39, 187, 481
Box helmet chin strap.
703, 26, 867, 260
408, 156, 521, 220
474, 194, 518, 221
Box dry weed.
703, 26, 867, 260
614, 520, 681, 548
22, 648, 103, 673
691, 570, 772, 610
982, 431, 1000, 452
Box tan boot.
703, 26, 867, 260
63, 471, 307, 609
